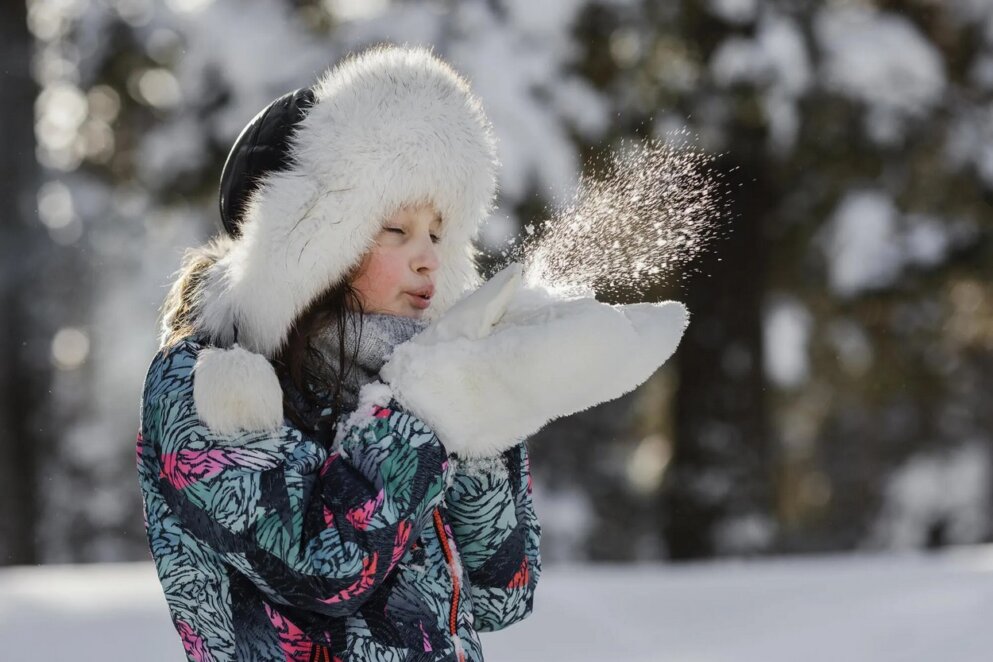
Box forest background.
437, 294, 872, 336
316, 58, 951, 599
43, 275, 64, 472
2, 0, 991, 571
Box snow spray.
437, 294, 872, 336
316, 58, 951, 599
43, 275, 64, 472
501, 129, 732, 299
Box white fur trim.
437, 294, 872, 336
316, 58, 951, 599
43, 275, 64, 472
197, 45, 497, 356
381, 293, 689, 459
191, 345, 284, 435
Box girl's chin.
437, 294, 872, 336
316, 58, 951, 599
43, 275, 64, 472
384, 303, 425, 319
362, 298, 427, 318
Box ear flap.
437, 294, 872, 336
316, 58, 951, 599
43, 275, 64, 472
192, 345, 284, 435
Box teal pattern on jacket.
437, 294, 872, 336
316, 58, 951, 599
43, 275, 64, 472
136, 337, 541, 661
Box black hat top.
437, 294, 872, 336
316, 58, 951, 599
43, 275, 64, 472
218, 87, 316, 238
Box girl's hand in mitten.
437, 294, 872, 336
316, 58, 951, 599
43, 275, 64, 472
410, 261, 524, 345
379, 263, 689, 460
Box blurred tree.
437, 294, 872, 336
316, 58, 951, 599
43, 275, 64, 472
20, 0, 993, 564
0, 0, 45, 565
666, 149, 777, 559
560, 0, 993, 559
666, 0, 993, 555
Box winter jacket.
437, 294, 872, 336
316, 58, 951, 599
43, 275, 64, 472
136, 335, 541, 661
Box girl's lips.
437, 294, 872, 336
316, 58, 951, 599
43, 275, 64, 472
406, 292, 431, 309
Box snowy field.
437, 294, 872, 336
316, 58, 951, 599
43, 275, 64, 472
2, 546, 992, 661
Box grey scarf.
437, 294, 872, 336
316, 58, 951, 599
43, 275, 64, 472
311, 311, 429, 410
309, 310, 511, 473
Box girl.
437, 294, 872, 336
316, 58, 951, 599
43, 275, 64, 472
138, 45, 688, 661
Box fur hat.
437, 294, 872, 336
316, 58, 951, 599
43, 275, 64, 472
187, 44, 500, 434
197, 44, 498, 356
217, 86, 316, 239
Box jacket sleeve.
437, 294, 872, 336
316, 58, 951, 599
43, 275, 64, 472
444, 440, 542, 631
141, 342, 450, 619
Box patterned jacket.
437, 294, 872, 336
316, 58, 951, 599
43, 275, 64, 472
136, 336, 541, 661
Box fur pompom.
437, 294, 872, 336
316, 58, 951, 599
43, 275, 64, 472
192, 345, 284, 435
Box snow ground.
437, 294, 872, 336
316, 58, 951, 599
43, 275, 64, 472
2, 546, 991, 661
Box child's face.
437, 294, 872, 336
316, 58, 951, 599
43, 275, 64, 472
349, 202, 442, 318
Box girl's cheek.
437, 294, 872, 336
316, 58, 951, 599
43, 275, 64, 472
371, 251, 407, 291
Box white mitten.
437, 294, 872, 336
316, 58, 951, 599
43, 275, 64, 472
380, 263, 690, 459
411, 261, 524, 344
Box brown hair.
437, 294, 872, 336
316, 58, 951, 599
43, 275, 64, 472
273, 281, 366, 434
157, 236, 365, 436
158, 235, 233, 352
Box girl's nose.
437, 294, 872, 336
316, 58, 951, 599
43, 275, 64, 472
414, 237, 440, 274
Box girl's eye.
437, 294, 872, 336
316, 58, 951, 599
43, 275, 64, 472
384, 227, 439, 243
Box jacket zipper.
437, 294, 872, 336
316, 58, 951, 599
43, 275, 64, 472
308, 643, 331, 662
432, 507, 466, 662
